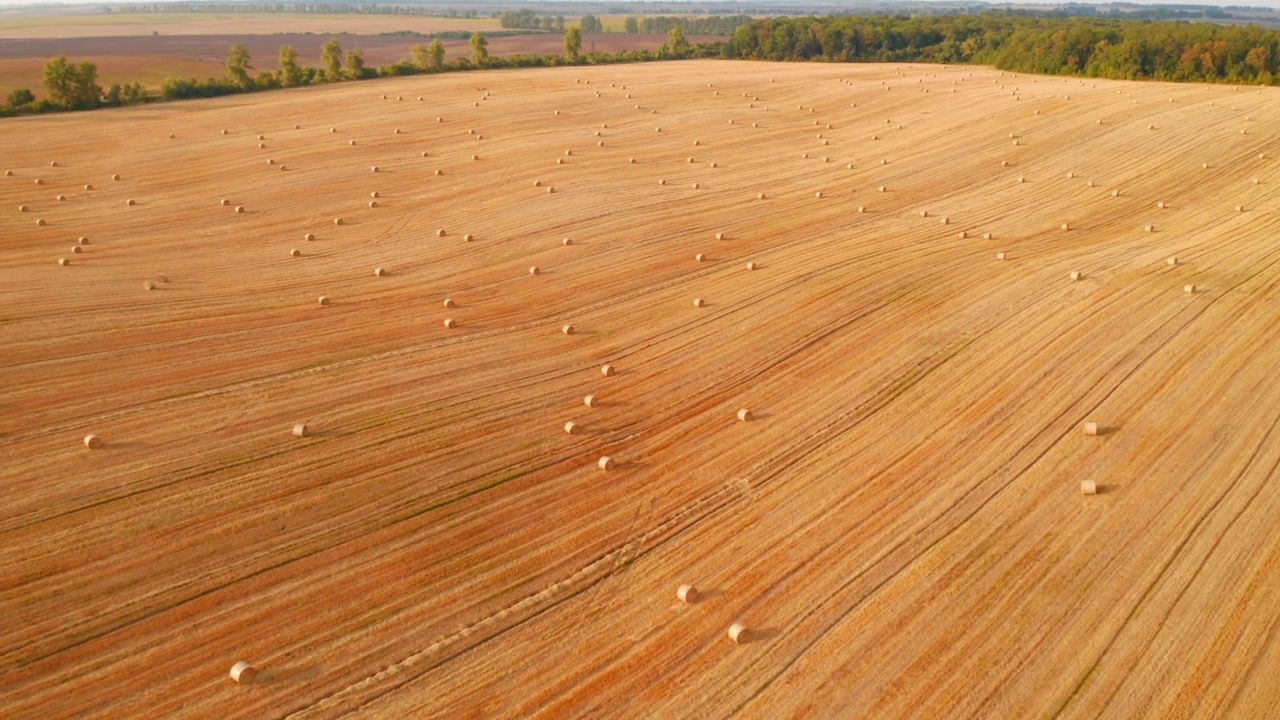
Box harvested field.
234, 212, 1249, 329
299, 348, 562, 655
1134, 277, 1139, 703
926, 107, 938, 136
2, 61, 1280, 719
0, 12, 499, 39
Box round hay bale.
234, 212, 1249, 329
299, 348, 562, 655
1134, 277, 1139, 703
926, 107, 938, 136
58, 257, 69, 266
547, 187, 554, 194
318, 295, 330, 306
940, 217, 949, 225
443, 298, 455, 308
1145, 224, 1154, 233
220, 199, 230, 206
221, 130, 229, 135
598, 456, 614, 471
330, 128, 337, 133
857, 206, 865, 213
374, 267, 386, 277
996, 251, 1006, 261
71, 245, 82, 254
436, 229, 447, 238
112, 174, 120, 181
816, 191, 823, 198
1080, 480, 1097, 495
259, 143, 266, 149
1112, 190, 1120, 197
695, 253, 705, 262
529, 266, 540, 276
1236, 205, 1244, 212
687, 157, 694, 164
3, 170, 10, 176
693, 298, 705, 307
561, 237, 571, 246
1184, 284, 1196, 294
464, 233, 474, 242
1167, 257, 1178, 266
564, 421, 578, 434
920, 210, 928, 218
235, 206, 245, 214
737, 408, 753, 421
78, 236, 88, 245
84, 434, 102, 449
983, 232, 993, 240
369, 200, 378, 208
292, 423, 308, 438
1070, 271, 1081, 281
370, 191, 379, 198
757, 192, 765, 200
534, 180, 542, 187
435, 169, 443, 176
1083, 421, 1099, 436
601, 364, 614, 376
562, 324, 575, 336
290, 249, 301, 257
305, 233, 315, 241
267, 159, 275, 165
126, 199, 136, 206
1061, 223, 1069, 231
556, 158, 563, 165
746, 261, 756, 271
958, 231, 968, 239
584, 395, 597, 407
659, 179, 666, 186
1157, 201, 1166, 209
677, 584, 698, 603
18, 205, 26, 212
371, 166, 378, 172
35, 218, 45, 226
444, 318, 457, 329
57, 194, 66, 201
334, 218, 343, 226
729, 623, 748, 644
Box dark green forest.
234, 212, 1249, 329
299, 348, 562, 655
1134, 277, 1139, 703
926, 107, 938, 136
721, 15, 1280, 83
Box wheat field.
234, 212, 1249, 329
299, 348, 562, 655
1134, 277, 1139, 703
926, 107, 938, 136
2, 60, 1279, 719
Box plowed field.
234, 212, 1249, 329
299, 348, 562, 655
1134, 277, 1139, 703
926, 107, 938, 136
3, 60, 1280, 719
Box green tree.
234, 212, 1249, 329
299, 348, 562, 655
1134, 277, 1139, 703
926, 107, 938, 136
226, 43, 253, 91
470, 31, 489, 68
667, 25, 691, 58
121, 81, 146, 104
565, 26, 583, 62
580, 15, 603, 34
43, 55, 102, 109
6, 88, 35, 109
625, 17, 639, 34
344, 47, 366, 79
321, 38, 344, 82
279, 45, 304, 87
428, 39, 446, 70
411, 43, 429, 70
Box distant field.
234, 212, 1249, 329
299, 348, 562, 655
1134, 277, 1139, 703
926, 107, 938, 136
3, 60, 1280, 718
0, 31, 714, 97
0, 12, 501, 39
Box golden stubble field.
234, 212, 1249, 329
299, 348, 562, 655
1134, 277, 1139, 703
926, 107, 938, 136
2, 60, 1280, 719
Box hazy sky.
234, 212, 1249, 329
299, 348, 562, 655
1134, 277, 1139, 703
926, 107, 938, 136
2, 0, 1279, 9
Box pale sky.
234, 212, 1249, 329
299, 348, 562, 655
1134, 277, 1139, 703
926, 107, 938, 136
2, 0, 1279, 9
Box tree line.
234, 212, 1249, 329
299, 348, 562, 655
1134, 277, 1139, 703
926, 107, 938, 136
9, 14, 1280, 117
624, 15, 753, 36
2, 28, 710, 115
722, 14, 1280, 83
